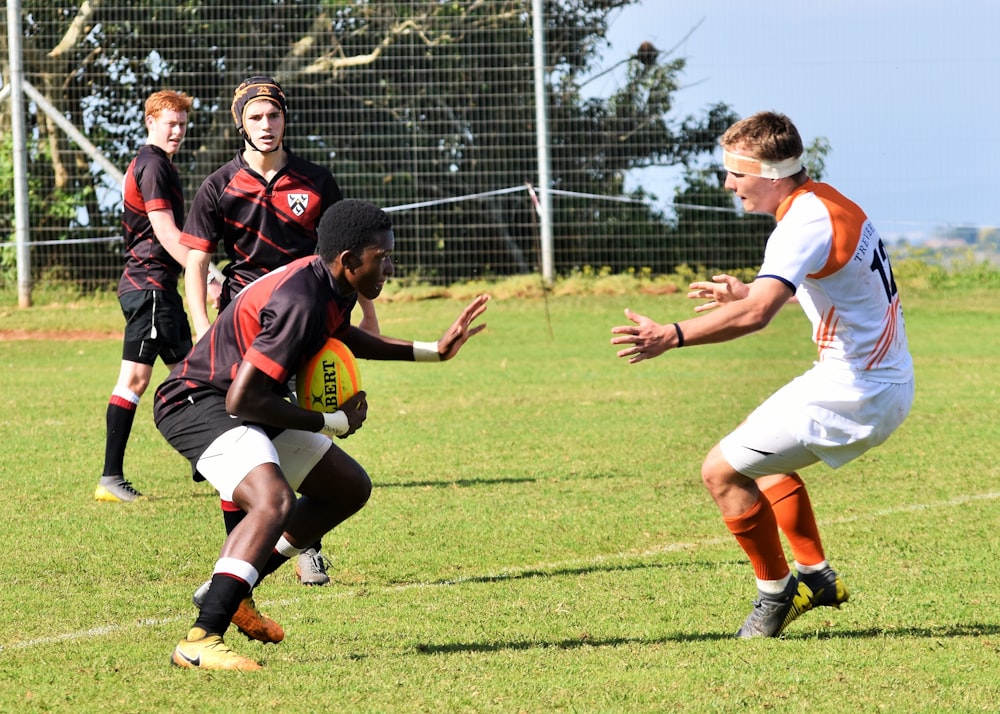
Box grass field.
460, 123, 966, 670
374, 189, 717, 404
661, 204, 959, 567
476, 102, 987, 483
1, 279, 998, 712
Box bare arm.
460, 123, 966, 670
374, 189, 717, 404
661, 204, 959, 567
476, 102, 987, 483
688, 273, 797, 312
344, 295, 490, 362
226, 361, 367, 435
686, 273, 750, 313
610, 278, 793, 364
678, 277, 793, 343
148, 209, 189, 266
345, 294, 489, 362
185, 248, 212, 341
356, 295, 380, 334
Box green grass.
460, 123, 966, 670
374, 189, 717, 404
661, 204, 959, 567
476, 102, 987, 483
1, 279, 998, 712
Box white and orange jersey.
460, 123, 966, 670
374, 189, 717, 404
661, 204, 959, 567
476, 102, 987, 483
758, 179, 912, 383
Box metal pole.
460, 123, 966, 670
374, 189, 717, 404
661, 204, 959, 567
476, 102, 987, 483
531, 0, 554, 285
6, 0, 32, 307
23, 81, 125, 186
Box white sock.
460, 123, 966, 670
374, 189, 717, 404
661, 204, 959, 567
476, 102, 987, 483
756, 573, 792, 596
213, 557, 260, 590
274, 535, 303, 558
795, 560, 829, 575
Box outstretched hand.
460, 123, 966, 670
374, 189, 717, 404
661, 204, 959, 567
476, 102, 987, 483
437, 294, 490, 360
610, 308, 671, 364
687, 273, 749, 313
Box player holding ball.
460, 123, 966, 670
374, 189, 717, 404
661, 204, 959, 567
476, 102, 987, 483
155, 199, 488, 670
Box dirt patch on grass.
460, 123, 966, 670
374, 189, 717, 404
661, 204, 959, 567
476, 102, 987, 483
0, 329, 122, 341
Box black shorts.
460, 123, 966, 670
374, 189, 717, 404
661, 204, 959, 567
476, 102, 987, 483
119, 289, 192, 365
154, 389, 282, 481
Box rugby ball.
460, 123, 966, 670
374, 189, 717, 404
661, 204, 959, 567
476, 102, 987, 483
296, 338, 362, 413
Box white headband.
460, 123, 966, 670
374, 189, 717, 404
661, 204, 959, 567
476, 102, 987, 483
723, 150, 803, 179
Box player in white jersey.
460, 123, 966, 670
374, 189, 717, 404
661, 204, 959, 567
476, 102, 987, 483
610, 111, 914, 638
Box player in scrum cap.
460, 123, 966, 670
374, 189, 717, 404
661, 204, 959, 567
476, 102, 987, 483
180, 75, 379, 585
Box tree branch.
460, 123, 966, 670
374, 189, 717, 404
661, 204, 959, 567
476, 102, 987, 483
48, 0, 101, 58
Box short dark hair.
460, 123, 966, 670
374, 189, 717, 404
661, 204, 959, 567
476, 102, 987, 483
317, 199, 393, 261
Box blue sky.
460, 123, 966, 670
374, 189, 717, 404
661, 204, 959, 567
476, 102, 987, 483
592, 0, 999, 239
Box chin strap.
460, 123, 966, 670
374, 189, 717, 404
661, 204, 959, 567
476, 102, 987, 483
240, 129, 283, 154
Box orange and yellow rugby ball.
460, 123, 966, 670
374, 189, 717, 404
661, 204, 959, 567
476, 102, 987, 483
296, 337, 362, 413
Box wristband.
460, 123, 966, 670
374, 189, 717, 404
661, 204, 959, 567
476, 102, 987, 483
412, 340, 441, 362
322, 410, 350, 436
207, 264, 225, 285
673, 322, 685, 348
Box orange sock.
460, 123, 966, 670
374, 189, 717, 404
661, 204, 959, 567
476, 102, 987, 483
763, 472, 825, 567
722, 494, 789, 581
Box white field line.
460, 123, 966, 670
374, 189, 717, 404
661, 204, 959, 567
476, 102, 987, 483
3, 490, 998, 654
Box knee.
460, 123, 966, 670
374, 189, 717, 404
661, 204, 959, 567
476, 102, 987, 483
275, 485, 297, 521
346, 466, 373, 510
701, 447, 734, 495
120, 371, 152, 396
303, 453, 372, 513
254, 481, 296, 524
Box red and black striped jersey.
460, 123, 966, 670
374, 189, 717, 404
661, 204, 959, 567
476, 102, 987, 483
118, 144, 185, 296
154, 255, 356, 418
180, 149, 343, 300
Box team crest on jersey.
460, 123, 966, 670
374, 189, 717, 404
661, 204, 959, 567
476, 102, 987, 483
287, 193, 309, 216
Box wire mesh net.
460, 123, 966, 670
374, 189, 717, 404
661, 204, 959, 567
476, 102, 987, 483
1, 1, 772, 295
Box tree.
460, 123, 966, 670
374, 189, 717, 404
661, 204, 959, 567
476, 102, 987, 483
2, 0, 739, 287
668, 132, 833, 274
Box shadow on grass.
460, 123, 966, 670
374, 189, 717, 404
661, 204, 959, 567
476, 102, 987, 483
413, 622, 1000, 654
790, 622, 1000, 640
377, 471, 626, 489
378, 475, 540, 488
423, 558, 744, 587
137, 489, 218, 502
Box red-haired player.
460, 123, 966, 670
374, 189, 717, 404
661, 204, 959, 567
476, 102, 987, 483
96, 90, 197, 503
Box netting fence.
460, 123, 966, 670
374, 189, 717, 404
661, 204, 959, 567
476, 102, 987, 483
2, 0, 778, 299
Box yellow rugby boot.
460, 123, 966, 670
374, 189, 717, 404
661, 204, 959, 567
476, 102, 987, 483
171, 628, 262, 671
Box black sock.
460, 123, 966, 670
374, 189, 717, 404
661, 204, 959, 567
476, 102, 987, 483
222, 508, 246, 535
193, 574, 250, 637
258, 552, 290, 581
103, 400, 137, 476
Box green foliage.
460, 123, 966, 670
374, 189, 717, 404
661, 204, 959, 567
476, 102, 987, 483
0, 290, 997, 712
2, 257, 997, 315
9, 0, 744, 286
802, 136, 832, 181
669, 166, 775, 272
0, 133, 99, 283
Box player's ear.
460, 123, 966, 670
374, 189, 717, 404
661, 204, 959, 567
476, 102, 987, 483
339, 250, 360, 271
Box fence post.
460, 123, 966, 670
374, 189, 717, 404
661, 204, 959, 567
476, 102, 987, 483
531, 0, 554, 285
6, 0, 31, 307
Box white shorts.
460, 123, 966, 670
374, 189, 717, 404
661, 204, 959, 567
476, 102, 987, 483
720, 366, 914, 478
195, 425, 332, 501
